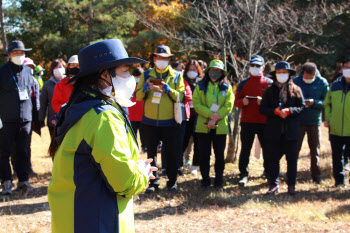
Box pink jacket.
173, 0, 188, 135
184, 80, 192, 119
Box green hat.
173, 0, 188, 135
204, 59, 227, 76
34, 65, 45, 73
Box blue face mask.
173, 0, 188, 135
209, 70, 222, 80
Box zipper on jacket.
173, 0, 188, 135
341, 92, 347, 136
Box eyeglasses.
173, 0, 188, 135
251, 64, 262, 68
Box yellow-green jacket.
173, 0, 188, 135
324, 76, 350, 136
135, 66, 185, 127
193, 80, 235, 134
48, 90, 148, 233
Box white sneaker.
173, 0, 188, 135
190, 166, 197, 175
2, 180, 12, 195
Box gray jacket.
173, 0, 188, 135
39, 77, 59, 126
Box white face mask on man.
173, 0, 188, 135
276, 73, 289, 84
12, 55, 25, 66
249, 67, 263, 76
53, 68, 66, 80
155, 60, 169, 70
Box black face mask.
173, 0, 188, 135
68, 67, 80, 77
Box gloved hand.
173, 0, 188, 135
162, 83, 171, 93
274, 107, 281, 116
143, 83, 150, 93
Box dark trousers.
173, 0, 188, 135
238, 122, 268, 178
197, 131, 227, 187
142, 124, 180, 188
266, 136, 298, 186
183, 117, 200, 166
161, 121, 186, 170
296, 125, 321, 179
130, 121, 146, 150
0, 122, 31, 182
329, 135, 350, 184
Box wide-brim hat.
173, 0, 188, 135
68, 39, 148, 84
269, 61, 296, 76
204, 59, 227, 76
23, 57, 36, 67
4, 40, 32, 55
150, 45, 174, 60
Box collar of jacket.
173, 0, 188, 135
250, 73, 263, 80
149, 65, 176, 81
198, 79, 229, 94
7, 61, 23, 74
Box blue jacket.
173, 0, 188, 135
293, 73, 329, 126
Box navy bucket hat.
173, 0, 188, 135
69, 39, 148, 83
4, 40, 32, 55
269, 61, 296, 76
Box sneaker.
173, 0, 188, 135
185, 160, 191, 167
145, 185, 158, 194
190, 166, 197, 175
161, 169, 167, 177
266, 185, 280, 195
288, 186, 296, 196
15, 181, 34, 192
1, 180, 12, 195
168, 183, 177, 193
238, 176, 248, 187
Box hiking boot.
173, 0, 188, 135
16, 181, 35, 192
238, 176, 248, 187
178, 168, 184, 176
145, 185, 158, 194
266, 185, 280, 195
1, 180, 12, 195
288, 186, 296, 196
335, 182, 346, 188
190, 166, 197, 175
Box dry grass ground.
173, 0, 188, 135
0, 125, 349, 233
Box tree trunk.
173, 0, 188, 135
0, 0, 8, 63
225, 108, 241, 163
88, 0, 94, 44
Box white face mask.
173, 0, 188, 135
249, 67, 263, 76
112, 75, 136, 107
187, 71, 198, 79
100, 85, 113, 98
135, 78, 140, 83
303, 78, 315, 84
343, 69, 350, 78
12, 55, 25, 65
53, 68, 65, 79
276, 73, 289, 84
155, 60, 169, 70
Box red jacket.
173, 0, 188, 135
184, 80, 192, 119
234, 74, 273, 124
128, 92, 144, 122
52, 77, 73, 113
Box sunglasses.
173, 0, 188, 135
251, 64, 262, 68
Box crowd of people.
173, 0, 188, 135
0, 39, 350, 200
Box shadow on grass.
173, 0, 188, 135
135, 168, 350, 221
0, 186, 48, 203
325, 204, 350, 219
0, 201, 49, 215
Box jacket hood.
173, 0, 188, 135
55, 90, 103, 145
